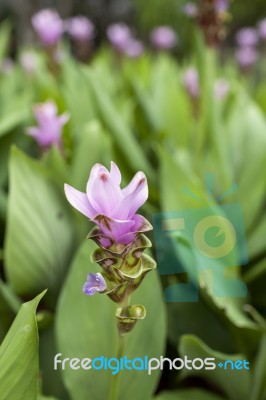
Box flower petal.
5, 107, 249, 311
110, 161, 121, 186
27, 127, 40, 138
113, 173, 148, 219
94, 214, 135, 243
64, 184, 97, 219
89, 168, 123, 216
86, 163, 106, 198
122, 171, 146, 196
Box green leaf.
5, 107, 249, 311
56, 240, 166, 400
0, 291, 46, 400
5, 147, 75, 299
179, 335, 252, 400
0, 20, 11, 62
154, 389, 226, 400
87, 69, 155, 183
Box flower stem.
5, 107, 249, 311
108, 333, 125, 400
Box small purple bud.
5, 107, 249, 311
182, 67, 200, 99
32, 8, 64, 46
236, 28, 258, 47
182, 2, 198, 17
124, 39, 144, 58
83, 273, 106, 295
214, 78, 229, 100
27, 100, 69, 150
20, 51, 37, 75
236, 46, 258, 70
258, 19, 266, 41
107, 23, 132, 51
150, 26, 177, 50
66, 16, 95, 42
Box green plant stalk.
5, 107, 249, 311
108, 295, 130, 400
108, 333, 125, 400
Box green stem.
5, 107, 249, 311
108, 334, 125, 400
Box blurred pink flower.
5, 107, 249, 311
215, 0, 229, 13
236, 47, 258, 70
32, 9, 64, 46
107, 23, 132, 51
182, 2, 198, 17
258, 19, 266, 41
150, 26, 177, 50
214, 78, 229, 100
124, 39, 144, 58
182, 67, 200, 99
236, 28, 258, 47
66, 16, 95, 41
20, 51, 37, 75
27, 101, 69, 150
64, 162, 149, 244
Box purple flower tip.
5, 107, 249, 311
182, 2, 198, 17
258, 19, 266, 41
32, 8, 64, 46
182, 67, 200, 99
150, 26, 177, 50
236, 28, 258, 48
27, 100, 69, 150
83, 273, 106, 296
107, 23, 132, 51
236, 47, 258, 70
20, 51, 38, 75
215, 0, 229, 13
124, 39, 144, 58
66, 16, 95, 42
214, 78, 229, 100
64, 162, 149, 244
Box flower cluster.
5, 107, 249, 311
32, 9, 94, 47
182, 67, 229, 102
64, 162, 156, 334
235, 20, 266, 71
107, 24, 144, 58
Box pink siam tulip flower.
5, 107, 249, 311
32, 9, 64, 46
150, 26, 177, 50
258, 19, 266, 41
27, 101, 69, 150
182, 67, 200, 99
214, 78, 229, 100
124, 39, 144, 58
107, 23, 132, 51
83, 273, 106, 295
66, 16, 95, 42
236, 47, 258, 70
64, 162, 150, 245
236, 28, 258, 47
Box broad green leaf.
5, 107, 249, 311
5, 147, 75, 299
70, 121, 111, 190
179, 335, 252, 400
56, 240, 166, 400
250, 335, 266, 400
87, 69, 155, 183
0, 291, 46, 400
0, 20, 11, 62
154, 389, 225, 400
